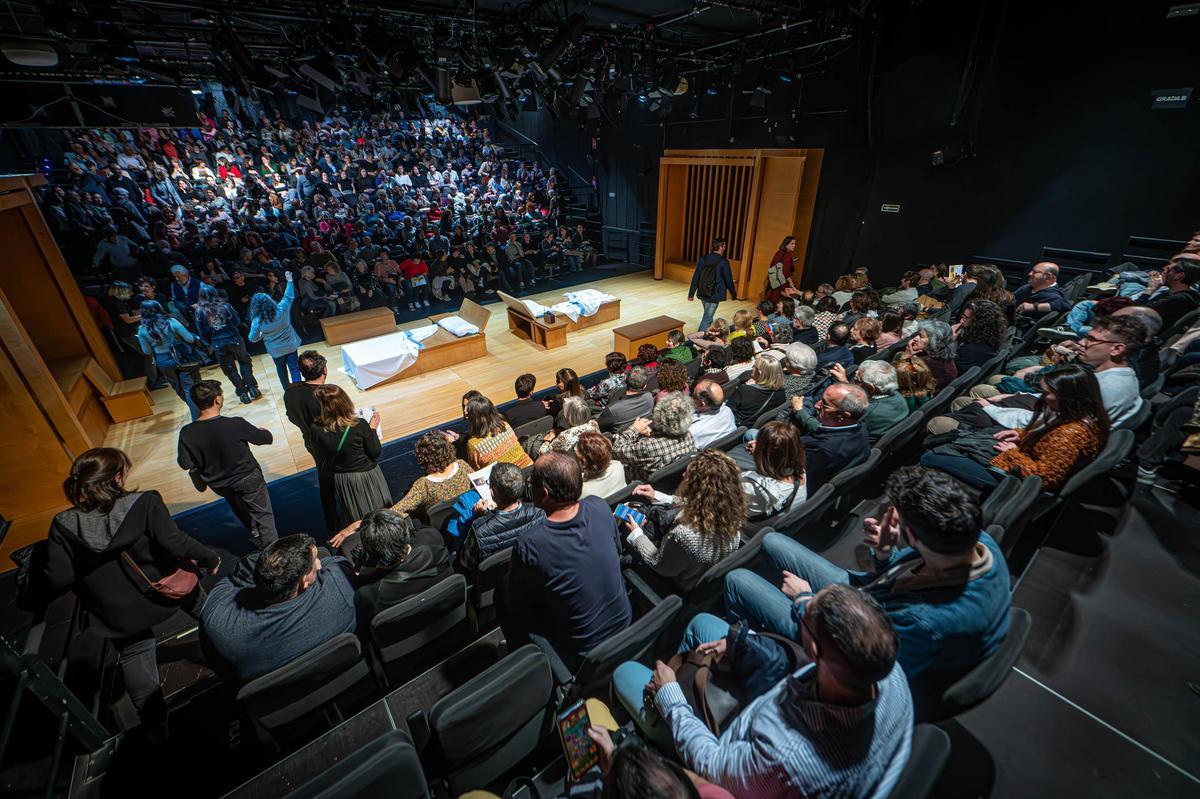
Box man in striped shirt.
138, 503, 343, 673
613, 585, 913, 799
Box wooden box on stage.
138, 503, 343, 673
613, 316, 685, 359
365, 298, 491, 389
498, 292, 621, 350
320, 306, 397, 346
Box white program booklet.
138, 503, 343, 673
468, 462, 496, 504
356, 407, 383, 440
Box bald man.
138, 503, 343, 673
689, 379, 737, 448
789, 383, 871, 491
1013, 261, 1073, 318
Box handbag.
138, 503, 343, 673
121, 551, 200, 600
647, 649, 742, 735
169, 335, 205, 368
766, 260, 786, 290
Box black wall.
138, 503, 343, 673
502, 0, 1200, 287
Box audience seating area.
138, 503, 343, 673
8, 245, 1200, 798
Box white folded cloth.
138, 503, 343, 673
436, 315, 481, 337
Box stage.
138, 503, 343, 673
87, 268, 754, 524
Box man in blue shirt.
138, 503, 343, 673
200, 534, 357, 681
503, 452, 631, 668
613, 584, 913, 799
725, 465, 1011, 714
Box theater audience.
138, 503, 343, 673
898, 320, 958, 390
201, 534, 356, 682
725, 466, 1010, 712
848, 317, 881, 363
345, 509, 452, 620
457, 463, 544, 574
735, 420, 807, 518
577, 431, 628, 499
724, 337, 757, 383
464, 395, 534, 468
612, 392, 698, 481
588, 353, 628, 406
694, 346, 730, 387
503, 453, 632, 667
660, 329, 695, 364
1013, 261, 1072, 319
689, 380, 737, 448
922, 363, 1108, 491
613, 584, 913, 799
535, 396, 599, 455
46, 448, 220, 727
503, 373, 550, 429
953, 299, 1006, 371
894, 354, 937, 412
598, 366, 654, 433
786, 383, 871, 490
623, 450, 744, 590
1131, 255, 1200, 330
390, 432, 474, 518
726, 355, 787, 427
816, 322, 856, 371
834, 360, 910, 438
310, 384, 392, 524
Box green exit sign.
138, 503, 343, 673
881, 203, 900, 213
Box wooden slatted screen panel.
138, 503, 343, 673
682, 163, 753, 262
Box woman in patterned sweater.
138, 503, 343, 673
391, 432, 474, 518
922, 364, 1108, 491
464, 395, 534, 469
623, 449, 746, 590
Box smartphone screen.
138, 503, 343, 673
557, 700, 598, 781
614, 503, 646, 528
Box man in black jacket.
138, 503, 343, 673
284, 351, 337, 531
459, 463, 545, 574
351, 509, 453, 622
688, 236, 735, 332
178, 380, 277, 547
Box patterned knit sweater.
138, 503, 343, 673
466, 424, 534, 469
629, 508, 741, 590
392, 460, 474, 517
990, 420, 1101, 491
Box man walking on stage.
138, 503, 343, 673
177, 380, 277, 548
688, 236, 735, 332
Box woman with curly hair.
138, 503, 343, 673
954, 299, 1007, 371
625, 449, 745, 589
898, 319, 958, 390
653, 359, 691, 400
970, 264, 1014, 312
387, 431, 475, 519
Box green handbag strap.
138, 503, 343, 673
335, 423, 352, 454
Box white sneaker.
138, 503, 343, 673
422, 300, 431, 308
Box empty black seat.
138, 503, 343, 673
887, 723, 952, 799
917, 608, 1032, 723
236, 633, 370, 747
370, 574, 473, 685
283, 729, 429, 799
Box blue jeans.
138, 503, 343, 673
404, 279, 429, 306
920, 452, 1003, 491
724, 532, 851, 639
154, 352, 200, 420
612, 612, 731, 751
272, 351, 300, 390
564, 254, 582, 273
698, 301, 719, 332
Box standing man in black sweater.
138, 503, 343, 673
178, 380, 277, 547
283, 350, 337, 532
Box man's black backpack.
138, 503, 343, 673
696, 253, 719, 297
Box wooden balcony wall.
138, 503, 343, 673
0, 174, 123, 563
654, 148, 824, 302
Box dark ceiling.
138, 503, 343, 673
0, 0, 874, 94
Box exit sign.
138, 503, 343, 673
881, 203, 900, 213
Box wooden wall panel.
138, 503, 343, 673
654, 149, 824, 302
0, 212, 87, 364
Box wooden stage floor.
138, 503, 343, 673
103, 271, 756, 518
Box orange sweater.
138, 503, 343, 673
990, 420, 1101, 491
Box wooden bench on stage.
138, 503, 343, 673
498, 292, 621, 350
320, 306, 397, 346
343, 299, 492, 390
613, 315, 685, 359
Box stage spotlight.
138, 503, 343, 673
706, 86, 719, 97
533, 13, 587, 83
494, 69, 515, 102
567, 77, 590, 108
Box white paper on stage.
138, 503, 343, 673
436, 315, 481, 337
407, 324, 439, 343
342, 331, 421, 389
